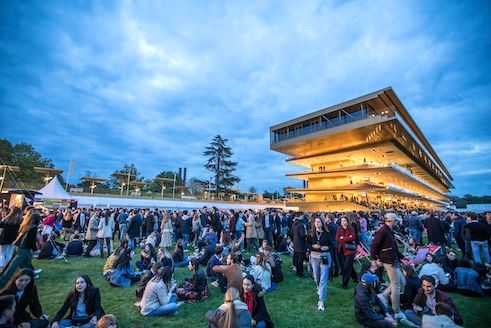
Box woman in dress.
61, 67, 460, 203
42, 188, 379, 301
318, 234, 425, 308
159, 213, 173, 248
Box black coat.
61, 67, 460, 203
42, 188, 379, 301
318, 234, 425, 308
242, 292, 274, 328
127, 214, 142, 238
53, 287, 104, 323
0, 284, 43, 324
291, 220, 307, 253
0, 222, 20, 245
424, 217, 446, 244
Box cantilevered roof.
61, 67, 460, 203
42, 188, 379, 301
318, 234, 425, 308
270, 87, 452, 181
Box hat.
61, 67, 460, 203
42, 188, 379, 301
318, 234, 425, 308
361, 272, 379, 285
385, 212, 401, 222
411, 211, 418, 215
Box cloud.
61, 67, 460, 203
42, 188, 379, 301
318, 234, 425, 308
1, 0, 490, 196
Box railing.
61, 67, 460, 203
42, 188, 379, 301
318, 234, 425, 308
271, 105, 395, 144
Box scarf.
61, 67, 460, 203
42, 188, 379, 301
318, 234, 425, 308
243, 291, 254, 313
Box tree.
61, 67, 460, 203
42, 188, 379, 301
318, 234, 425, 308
204, 135, 240, 194
0, 138, 55, 187
249, 186, 257, 194
147, 171, 183, 193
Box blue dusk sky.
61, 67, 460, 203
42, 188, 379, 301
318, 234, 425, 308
1, 1, 490, 196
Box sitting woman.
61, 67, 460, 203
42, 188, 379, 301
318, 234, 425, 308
102, 246, 125, 280
205, 287, 252, 328
176, 258, 208, 303
219, 231, 233, 256
158, 247, 174, 271
400, 265, 421, 309
135, 262, 163, 303
140, 266, 182, 316
241, 275, 274, 328
51, 275, 105, 328
250, 252, 272, 292
172, 240, 189, 268
109, 249, 140, 287
0, 269, 49, 328
65, 233, 84, 257
136, 244, 156, 272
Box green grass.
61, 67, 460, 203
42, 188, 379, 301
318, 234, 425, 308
33, 248, 491, 328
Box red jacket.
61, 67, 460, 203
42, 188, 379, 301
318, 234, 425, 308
336, 226, 356, 256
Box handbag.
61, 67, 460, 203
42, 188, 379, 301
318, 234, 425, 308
72, 315, 91, 325
344, 242, 356, 250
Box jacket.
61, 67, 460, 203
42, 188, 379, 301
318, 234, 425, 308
241, 291, 274, 328
140, 279, 173, 316
400, 276, 421, 309
245, 215, 257, 239
0, 284, 43, 324
407, 215, 424, 232
53, 287, 104, 322
354, 283, 388, 323
291, 220, 307, 253
206, 254, 222, 278
424, 217, 446, 244
454, 267, 483, 295
97, 216, 114, 239
179, 216, 192, 235
418, 263, 449, 287
85, 216, 99, 241
0, 222, 20, 245
412, 288, 463, 325
109, 263, 137, 287
213, 264, 243, 292
336, 226, 356, 256
205, 300, 253, 328
370, 224, 403, 264
14, 225, 38, 251
422, 314, 463, 328
189, 268, 208, 294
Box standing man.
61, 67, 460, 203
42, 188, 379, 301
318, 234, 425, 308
424, 213, 447, 254
291, 212, 307, 277
262, 210, 273, 246
407, 211, 424, 245
451, 212, 466, 258
370, 213, 406, 320
464, 213, 490, 266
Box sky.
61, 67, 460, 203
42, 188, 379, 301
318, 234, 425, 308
1, 0, 490, 196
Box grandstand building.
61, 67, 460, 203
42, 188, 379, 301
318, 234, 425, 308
270, 87, 453, 212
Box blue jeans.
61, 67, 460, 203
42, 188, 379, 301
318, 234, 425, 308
183, 234, 190, 246
58, 319, 95, 328
119, 224, 127, 241
146, 293, 178, 316
310, 254, 330, 301
255, 321, 266, 328
175, 256, 189, 267
409, 229, 422, 244
471, 240, 491, 265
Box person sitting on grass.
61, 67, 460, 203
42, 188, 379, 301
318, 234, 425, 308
140, 266, 183, 316
200, 237, 217, 266
354, 272, 396, 328
207, 245, 224, 288
109, 249, 140, 287
176, 258, 208, 303
51, 275, 105, 328
418, 257, 454, 291
136, 243, 156, 272
402, 275, 463, 328
0, 269, 49, 328
454, 258, 484, 296
422, 302, 463, 328
172, 239, 189, 268
96, 314, 118, 328
135, 262, 163, 305
0, 295, 16, 328
65, 233, 84, 257
205, 287, 252, 328
158, 247, 174, 271
400, 265, 421, 310
102, 246, 125, 280
250, 252, 273, 292
213, 253, 244, 293
241, 275, 274, 328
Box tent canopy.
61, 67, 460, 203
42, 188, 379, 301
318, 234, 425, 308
36, 176, 73, 200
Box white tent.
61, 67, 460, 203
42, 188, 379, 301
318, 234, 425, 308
37, 176, 73, 200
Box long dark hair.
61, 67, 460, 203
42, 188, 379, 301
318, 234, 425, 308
104, 210, 110, 225
68, 275, 95, 308
114, 248, 132, 269
0, 268, 36, 296
243, 274, 262, 295
2, 207, 22, 224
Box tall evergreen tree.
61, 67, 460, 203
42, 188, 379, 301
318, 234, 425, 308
203, 135, 240, 194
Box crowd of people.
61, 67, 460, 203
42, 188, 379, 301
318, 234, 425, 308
0, 203, 490, 327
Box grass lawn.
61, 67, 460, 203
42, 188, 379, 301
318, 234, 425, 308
33, 247, 491, 328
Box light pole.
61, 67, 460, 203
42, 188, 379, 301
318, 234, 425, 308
161, 185, 166, 198
172, 172, 177, 199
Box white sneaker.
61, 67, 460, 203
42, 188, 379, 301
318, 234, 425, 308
317, 301, 325, 311
400, 318, 418, 327
211, 281, 220, 288
33, 269, 42, 275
